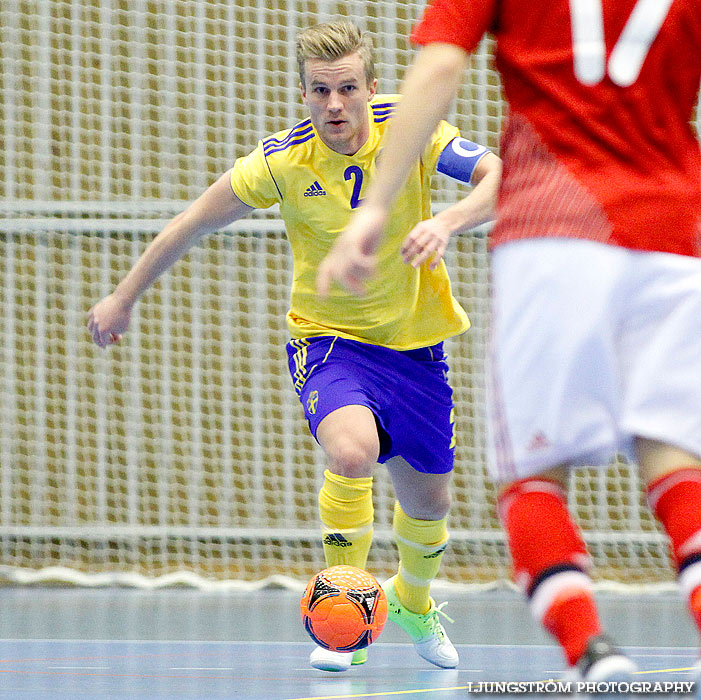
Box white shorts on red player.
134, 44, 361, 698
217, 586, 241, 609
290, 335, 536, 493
487, 239, 701, 483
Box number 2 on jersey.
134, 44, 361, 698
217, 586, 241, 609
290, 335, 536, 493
569, 0, 674, 86
344, 166, 364, 209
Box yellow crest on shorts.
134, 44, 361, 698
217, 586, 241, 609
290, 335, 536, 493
307, 390, 319, 415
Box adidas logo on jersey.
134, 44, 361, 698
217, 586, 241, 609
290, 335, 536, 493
323, 533, 351, 547
304, 181, 326, 197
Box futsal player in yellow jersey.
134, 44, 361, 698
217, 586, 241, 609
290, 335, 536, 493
88, 20, 501, 672
232, 97, 470, 349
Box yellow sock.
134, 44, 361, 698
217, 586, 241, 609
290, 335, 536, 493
318, 469, 374, 569
393, 501, 449, 614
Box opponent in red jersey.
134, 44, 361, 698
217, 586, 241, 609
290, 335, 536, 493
318, 0, 701, 683
414, 0, 701, 255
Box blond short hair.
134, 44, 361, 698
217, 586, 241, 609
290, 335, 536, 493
296, 20, 375, 88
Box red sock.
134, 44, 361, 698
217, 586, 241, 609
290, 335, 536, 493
690, 585, 701, 634
542, 588, 601, 665
648, 468, 701, 638
498, 479, 600, 665
647, 468, 701, 569
498, 479, 591, 591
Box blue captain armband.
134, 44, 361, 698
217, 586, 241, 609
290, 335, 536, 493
436, 137, 490, 184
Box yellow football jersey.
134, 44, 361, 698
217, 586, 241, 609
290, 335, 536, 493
230, 94, 469, 350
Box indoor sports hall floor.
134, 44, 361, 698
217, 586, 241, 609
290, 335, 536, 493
0, 587, 697, 700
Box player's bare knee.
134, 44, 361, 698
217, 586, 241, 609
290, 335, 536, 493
325, 436, 378, 478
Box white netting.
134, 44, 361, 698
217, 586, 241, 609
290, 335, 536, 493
0, 1, 698, 588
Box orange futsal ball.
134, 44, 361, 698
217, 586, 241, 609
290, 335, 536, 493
300, 565, 388, 652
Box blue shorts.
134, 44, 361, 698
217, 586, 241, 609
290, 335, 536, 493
286, 336, 455, 474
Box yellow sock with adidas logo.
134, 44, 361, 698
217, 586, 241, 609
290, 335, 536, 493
318, 469, 374, 569
393, 500, 449, 614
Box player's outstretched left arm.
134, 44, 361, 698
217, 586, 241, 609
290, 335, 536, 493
402, 151, 501, 269
316, 43, 468, 296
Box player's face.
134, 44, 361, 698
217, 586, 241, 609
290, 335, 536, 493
301, 52, 376, 156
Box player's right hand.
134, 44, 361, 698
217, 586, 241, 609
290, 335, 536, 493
87, 293, 132, 348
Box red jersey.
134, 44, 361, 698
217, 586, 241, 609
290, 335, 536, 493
412, 0, 701, 256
